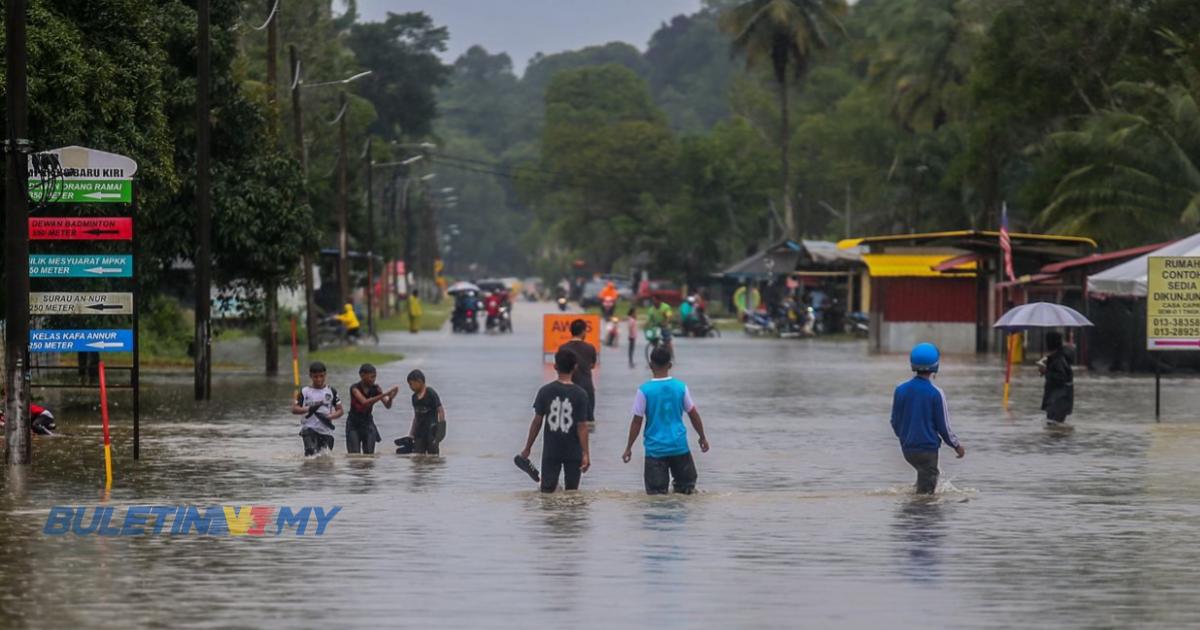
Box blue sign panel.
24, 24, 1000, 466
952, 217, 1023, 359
30, 254, 133, 278
30, 329, 134, 352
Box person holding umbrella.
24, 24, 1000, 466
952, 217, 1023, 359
1039, 331, 1074, 426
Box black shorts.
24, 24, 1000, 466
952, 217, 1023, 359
413, 422, 440, 455
644, 452, 697, 495
540, 455, 582, 493
345, 419, 379, 454
300, 428, 334, 456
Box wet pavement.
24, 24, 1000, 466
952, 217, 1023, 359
2, 301, 1200, 628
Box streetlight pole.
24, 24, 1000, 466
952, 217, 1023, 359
195, 0, 213, 401
364, 137, 375, 338
5, 0, 32, 464
289, 45, 319, 353
336, 91, 349, 309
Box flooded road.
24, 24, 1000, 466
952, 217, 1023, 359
3, 301, 1200, 628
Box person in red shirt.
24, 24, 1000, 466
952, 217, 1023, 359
0, 402, 57, 435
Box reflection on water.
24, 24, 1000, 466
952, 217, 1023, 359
1, 304, 1200, 628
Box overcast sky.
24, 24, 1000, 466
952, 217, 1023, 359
356, 0, 704, 74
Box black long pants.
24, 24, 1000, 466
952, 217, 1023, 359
644, 452, 697, 495
345, 420, 378, 454
628, 337, 636, 366
903, 451, 940, 494
540, 456, 581, 493
300, 428, 334, 456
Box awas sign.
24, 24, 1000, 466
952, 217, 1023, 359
542, 314, 601, 356
1147, 256, 1200, 350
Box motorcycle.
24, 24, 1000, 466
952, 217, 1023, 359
600, 297, 616, 320
317, 316, 367, 346
743, 309, 777, 337
682, 308, 719, 338
486, 302, 514, 334
846, 311, 869, 338
605, 316, 620, 347
556, 296, 568, 312
498, 303, 513, 333
452, 293, 481, 333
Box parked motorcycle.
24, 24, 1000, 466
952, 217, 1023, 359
846, 311, 869, 338
743, 309, 777, 337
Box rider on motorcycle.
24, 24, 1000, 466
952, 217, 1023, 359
484, 291, 503, 329
333, 303, 361, 340
646, 295, 674, 353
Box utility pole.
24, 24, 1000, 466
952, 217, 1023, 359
5, 0, 32, 464
264, 0, 280, 375
289, 45, 319, 352
336, 91, 349, 308
403, 175, 415, 308
265, 0, 279, 140
195, 0, 213, 401
365, 138, 375, 338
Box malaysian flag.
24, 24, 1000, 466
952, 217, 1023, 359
1000, 202, 1016, 282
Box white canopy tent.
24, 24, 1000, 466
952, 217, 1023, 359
1087, 232, 1200, 297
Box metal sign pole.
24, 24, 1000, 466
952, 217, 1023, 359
133, 193, 141, 458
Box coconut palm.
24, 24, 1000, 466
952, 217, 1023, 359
720, 0, 846, 238
1039, 32, 1200, 248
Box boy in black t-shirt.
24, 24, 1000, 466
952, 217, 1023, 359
402, 369, 446, 454
558, 319, 598, 428
346, 363, 400, 454
519, 349, 592, 492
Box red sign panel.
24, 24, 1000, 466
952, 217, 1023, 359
29, 217, 133, 241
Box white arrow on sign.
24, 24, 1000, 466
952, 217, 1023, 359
86, 341, 126, 349
84, 267, 123, 275
83, 191, 123, 200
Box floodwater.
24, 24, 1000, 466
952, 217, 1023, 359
2, 302, 1200, 629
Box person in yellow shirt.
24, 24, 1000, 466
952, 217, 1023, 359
334, 303, 361, 340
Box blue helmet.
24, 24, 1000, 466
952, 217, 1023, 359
910, 342, 940, 373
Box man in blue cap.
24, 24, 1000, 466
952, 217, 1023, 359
890, 343, 965, 494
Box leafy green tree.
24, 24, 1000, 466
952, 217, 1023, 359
720, 0, 847, 238
346, 11, 450, 139
527, 65, 678, 272
645, 10, 735, 132
1039, 33, 1200, 248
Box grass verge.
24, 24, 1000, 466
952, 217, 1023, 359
378, 299, 452, 332
308, 346, 405, 368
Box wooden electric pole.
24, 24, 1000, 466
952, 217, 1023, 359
4, 0, 32, 464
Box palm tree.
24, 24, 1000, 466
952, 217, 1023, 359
720, 0, 846, 238
1039, 32, 1200, 248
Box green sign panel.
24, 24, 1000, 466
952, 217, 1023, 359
27, 179, 132, 204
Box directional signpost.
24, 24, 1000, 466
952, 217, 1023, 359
30, 217, 133, 240
26, 145, 142, 466
28, 179, 132, 203
30, 292, 133, 316
30, 329, 134, 353
30, 254, 133, 278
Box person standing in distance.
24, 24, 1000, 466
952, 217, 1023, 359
559, 319, 598, 429
890, 343, 965, 494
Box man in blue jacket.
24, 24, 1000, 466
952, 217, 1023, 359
890, 343, 966, 494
